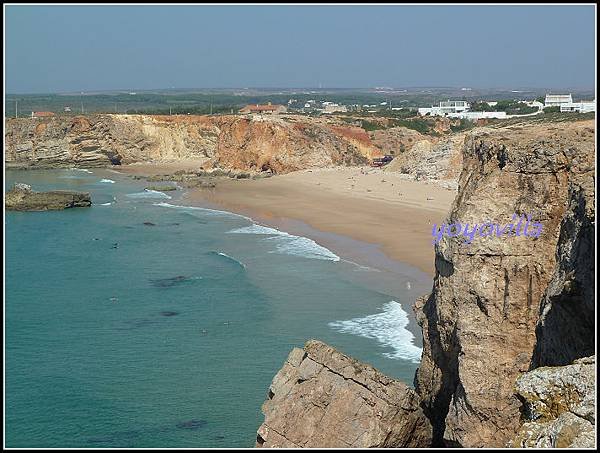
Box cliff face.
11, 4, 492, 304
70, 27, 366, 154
254, 120, 595, 449
414, 121, 595, 447
4, 114, 374, 173
256, 340, 431, 448
383, 133, 464, 190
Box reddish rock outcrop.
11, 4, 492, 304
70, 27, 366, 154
4, 114, 372, 173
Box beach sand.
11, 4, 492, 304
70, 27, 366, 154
119, 164, 456, 275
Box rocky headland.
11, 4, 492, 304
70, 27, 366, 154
254, 120, 596, 448
4, 114, 383, 173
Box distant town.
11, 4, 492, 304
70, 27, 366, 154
19, 90, 595, 121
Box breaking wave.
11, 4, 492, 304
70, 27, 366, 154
152, 202, 251, 220
328, 301, 422, 363
100, 179, 115, 184
228, 224, 340, 262
127, 190, 172, 200
210, 251, 246, 269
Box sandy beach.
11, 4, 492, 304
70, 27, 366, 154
119, 164, 456, 275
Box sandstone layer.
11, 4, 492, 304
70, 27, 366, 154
4, 114, 381, 173
256, 340, 431, 448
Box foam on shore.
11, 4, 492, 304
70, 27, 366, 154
127, 190, 172, 200
153, 202, 252, 220
228, 224, 340, 262
328, 301, 422, 363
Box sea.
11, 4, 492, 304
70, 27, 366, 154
5, 168, 432, 448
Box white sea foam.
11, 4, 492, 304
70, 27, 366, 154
214, 251, 246, 268
100, 178, 115, 184
228, 224, 282, 235
127, 190, 172, 200
152, 202, 251, 220
328, 301, 422, 363
99, 202, 112, 206
228, 224, 340, 262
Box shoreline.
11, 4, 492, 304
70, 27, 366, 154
113, 163, 458, 348
116, 164, 456, 275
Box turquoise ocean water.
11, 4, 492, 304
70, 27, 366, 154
5, 169, 429, 447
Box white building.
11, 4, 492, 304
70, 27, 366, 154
544, 94, 572, 107
560, 100, 596, 113
322, 103, 348, 114
447, 111, 507, 120
418, 100, 470, 116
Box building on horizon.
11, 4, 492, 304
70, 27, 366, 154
418, 100, 470, 116
544, 94, 573, 107
560, 100, 596, 113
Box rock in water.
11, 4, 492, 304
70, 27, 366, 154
509, 356, 595, 448
5, 183, 92, 211
255, 340, 431, 448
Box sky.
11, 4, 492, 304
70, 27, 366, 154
4, 4, 596, 93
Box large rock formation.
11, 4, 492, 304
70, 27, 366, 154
414, 121, 595, 447
5, 183, 92, 211
510, 355, 595, 448
256, 340, 431, 448
254, 120, 595, 449
4, 114, 375, 173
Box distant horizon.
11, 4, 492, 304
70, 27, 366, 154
6, 85, 597, 97
5, 5, 596, 93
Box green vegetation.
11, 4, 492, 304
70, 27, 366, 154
359, 120, 385, 131
389, 118, 432, 134
543, 106, 561, 114
450, 119, 476, 133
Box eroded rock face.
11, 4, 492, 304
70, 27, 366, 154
384, 134, 464, 189
413, 121, 595, 447
256, 340, 431, 448
5, 183, 92, 211
509, 356, 595, 448
5, 114, 372, 173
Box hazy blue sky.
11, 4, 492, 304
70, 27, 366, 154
5, 5, 596, 93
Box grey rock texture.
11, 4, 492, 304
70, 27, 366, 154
256, 340, 431, 448
509, 356, 595, 448
413, 121, 595, 447
384, 134, 464, 189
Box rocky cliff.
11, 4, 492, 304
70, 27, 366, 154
414, 121, 595, 447
4, 114, 377, 173
256, 340, 431, 448
255, 120, 596, 448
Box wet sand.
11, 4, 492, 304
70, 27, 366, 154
119, 164, 456, 275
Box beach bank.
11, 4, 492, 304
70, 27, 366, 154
119, 164, 456, 275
